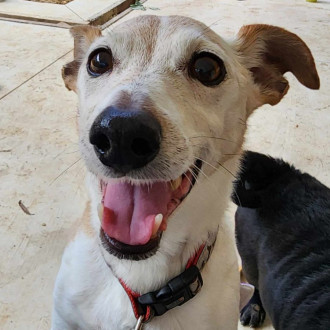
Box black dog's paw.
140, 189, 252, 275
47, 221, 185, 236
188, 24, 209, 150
240, 302, 266, 328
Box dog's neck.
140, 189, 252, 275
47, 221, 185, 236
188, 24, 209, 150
86, 155, 240, 294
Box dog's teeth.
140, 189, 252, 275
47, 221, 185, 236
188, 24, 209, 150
171, 176, 182, 191
97, 203, 103, 223
152, 214, 163, 237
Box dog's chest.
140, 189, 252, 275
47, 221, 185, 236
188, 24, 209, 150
54, 235, 136, 329
54, 230, 240, 330
55, 237, 200, 330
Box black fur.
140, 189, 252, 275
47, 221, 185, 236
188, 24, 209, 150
233, 151, 330, 330
240, 289, 266, 327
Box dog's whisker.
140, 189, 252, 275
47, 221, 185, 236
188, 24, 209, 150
217, 161, 237, 180
193, 157, 231, 196
192, 158, 210, 179
191, 147, 242, 158
191, 161, 208, 179
53, 146, 79, 159
190, 143, 241, 158
50, 158, 82, 185
188, 135, 240, 146
188, 167, 198, 181
196, 156, 237, 180
188, 169, 201, 190
223, 153, 242, 156
196, 157, 241, 204
189, 135, 234, 142
232, 188, 242, 207
195, 157, 218, 173
184, 171, 195, 187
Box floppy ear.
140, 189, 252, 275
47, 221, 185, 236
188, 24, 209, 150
231, 151, 294, 208
62, 25, 102, 92
236, 24, 320, 110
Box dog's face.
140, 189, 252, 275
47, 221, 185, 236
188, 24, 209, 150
63, 15, 319, 262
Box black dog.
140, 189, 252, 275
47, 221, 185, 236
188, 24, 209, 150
232, 151, 330, 330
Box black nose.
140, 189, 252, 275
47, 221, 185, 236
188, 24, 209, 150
89, 107, 161, 173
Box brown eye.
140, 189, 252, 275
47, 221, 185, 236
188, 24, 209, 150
189, 52, 226, 86
87, 48, 113, 76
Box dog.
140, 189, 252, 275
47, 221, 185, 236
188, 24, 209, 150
52, 15, 319, 329
233, 151, 330, 330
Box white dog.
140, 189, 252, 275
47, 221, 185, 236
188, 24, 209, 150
52, 15, 319, 330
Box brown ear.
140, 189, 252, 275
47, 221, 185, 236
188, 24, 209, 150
62, 25, 102, 92
237, 24, 320, 108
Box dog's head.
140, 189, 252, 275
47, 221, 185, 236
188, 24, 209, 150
232, 151, 297, 208
63, 16, 319, 263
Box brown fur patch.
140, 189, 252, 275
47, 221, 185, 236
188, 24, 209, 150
62, 60, 79, 92
62, 25, 102, 92
71, 25, 102, 60
238, 24, 320, 106
134, 16, 160, 64
112, 91, 160, 119
112, 91, 133, 110
115, 16, 161, 67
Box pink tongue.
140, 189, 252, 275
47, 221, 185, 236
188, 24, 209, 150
102, 182, 172, 245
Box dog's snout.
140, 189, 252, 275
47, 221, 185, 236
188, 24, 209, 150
89, 107, 161, 173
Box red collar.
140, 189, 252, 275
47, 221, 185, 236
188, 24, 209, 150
118, 230, 218, 327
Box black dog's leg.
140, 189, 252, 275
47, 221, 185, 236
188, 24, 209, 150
240, 289, 266, 328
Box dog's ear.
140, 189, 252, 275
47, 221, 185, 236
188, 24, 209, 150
232, 151, 274, 208
62, 25, 102, 92
232, 151, 295, 208
236, 24, 320, 111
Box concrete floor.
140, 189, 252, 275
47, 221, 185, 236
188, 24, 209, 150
0, 0, 329, 329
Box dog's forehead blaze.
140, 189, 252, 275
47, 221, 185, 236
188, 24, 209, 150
110, 15, 222, 63
113, 15, 207, 40
113, 15, 161, 45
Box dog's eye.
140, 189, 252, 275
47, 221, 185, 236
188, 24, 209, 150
87, 48, 113, 76
189, 52, 226, 86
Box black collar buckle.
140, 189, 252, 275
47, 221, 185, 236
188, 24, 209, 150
137, 265, 203, 319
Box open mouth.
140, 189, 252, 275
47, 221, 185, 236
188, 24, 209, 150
99, 160, 202, 260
